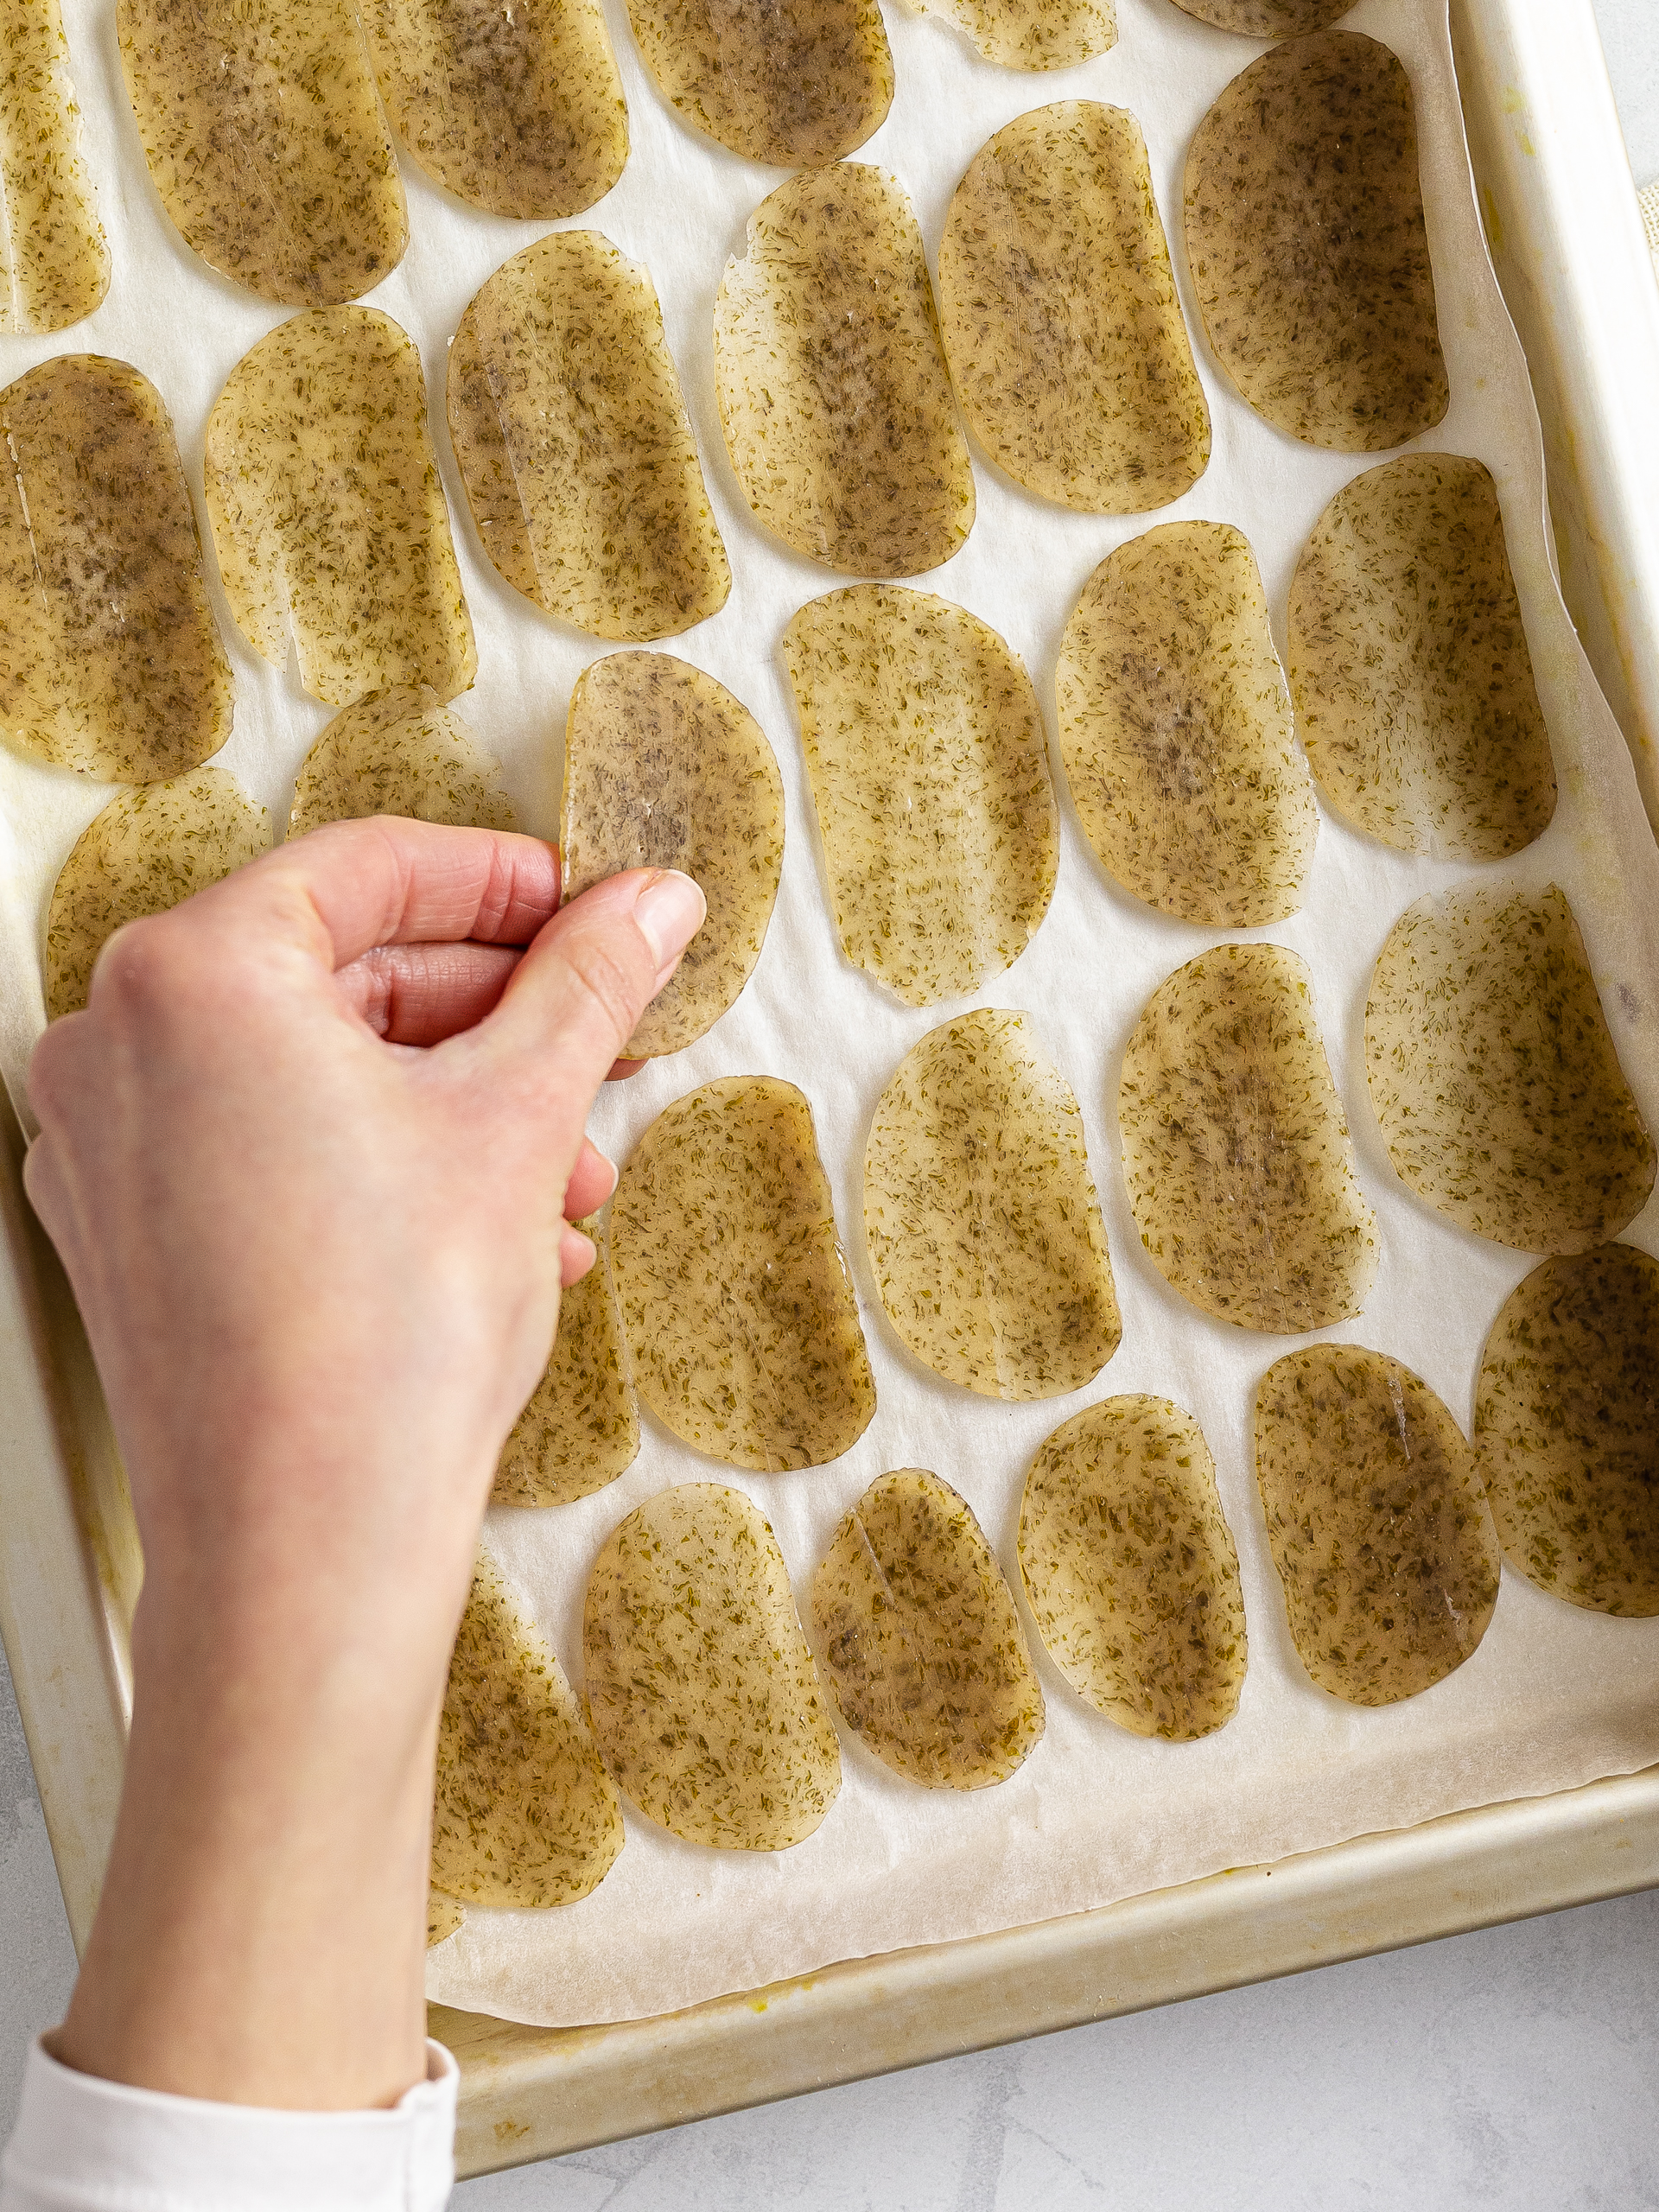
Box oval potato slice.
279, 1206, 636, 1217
865, 1009, 1120, 1401
1288, 455, 1554, 859
1056, 520, 1316, 925
714, 166, 974, 578
290, 688, 516, 837
610, 1076, 876, 1471
584, 1483, 842, 1849
782, 586, 1057, 1007
432, 1555, 624, 1907
44, 767, 269, 1020
911, 0, 1115, 70
117, 0, 404, 307
811, 1469, 1044, 1789
1168, 0, 1354, 33
1019, 1396, 1245, 1740
1364, 883, 1656, 1254
494, 1214, 639, 1510
562, 653, 783, 1058
1475, 1246, 1659, 1617
938, 105, 1207, 514
1255, 1344, 1501, 1704
365, 0, 626, 219
0, 0, 109, 332
0, 357, 233, 782
449, 232, 728, 644
1183, 31, 1447, 450
426, 1891, 465, 1947
206, 308, 475, 709
1119, 944, 1378, 1332
625, 0, 892, 166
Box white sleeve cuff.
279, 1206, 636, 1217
0, 2037, 457, 2211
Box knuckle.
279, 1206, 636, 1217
89, 912, 185, 1011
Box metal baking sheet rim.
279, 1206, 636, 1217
2, 0, 1657, 2180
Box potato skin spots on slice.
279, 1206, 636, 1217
911, 0, 1116, 71
290, 688, 516, 838
0, 0, 109, 333
494, 1213, 640, 1510
426, 1891, 465, 1948
625, 0, 891, 167
1167, 0, 1352, 34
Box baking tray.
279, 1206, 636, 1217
2, 0, 1657, 2182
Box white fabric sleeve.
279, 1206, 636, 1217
0, 2037, 457, 2212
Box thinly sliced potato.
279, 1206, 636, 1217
609, 1077, 875, 1471
781, 586, 1056, 1006
1119, 944, 1377, 1332
1475, 1246, 1659, 1616
1169, 0, 1354, 32
117, 0, 404, 307
714, 167, 974, 578
562, 653, 783, 1057
625, 0, 891, 165
1056, 521, 1315, 925
1255, 1344, 1501, 1704
426, 1891, 465, 1947
206, 308, 474, 709
583, 1483, 842, 1848
811, 1469, 1044, 1789
431, 1557, 623, 1907
449, 232, 728, 644
911, 0, 1115, 70
0, 0, 108, 332
365, 0, 626, 219
1288, 455, 1554, 859
494, 1214, 639, 1510
44, 768, 269, 1020
1364, 884, 1655, 1254
1019, 1396, 1245, 1740
290, 688, 515, 837
865, 1009, 1119, 1400
0, 358, 232, 782
1184, 31, 1446, 450
938, 105, 1207, 513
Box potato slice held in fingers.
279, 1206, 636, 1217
715, 166, 973, 578
812, 1469, 1044, 1789
1255, 1345, 1501, 1705
625, 0, 892, 166
45, 768, 270, 1020
938, 105, 1207, 514
912, 0, 1115, 69
782, 587, 1057, 1007
1019, 1397, 1245, 1740
865, 1009, 1120, 1400
206, 308, 475, 709
1119, 944, 1377, 1332
425, 1891, 464, 1947
0, 0, 108, 332
290, 688, 515, 836
494, 1214, 639, 1510
0, 358, 232, 781
562, 654, 783, 1058
1056, 521, 1315, 925
1364, 883, 1655, 1254
584, 1483, 842, 1849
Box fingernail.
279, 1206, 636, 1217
596, 1149, 619, 1202
634, 870, 706, 979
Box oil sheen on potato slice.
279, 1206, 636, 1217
0, 0, 108, 331
449, 231, 728, 643
1475, 1246, 1659, 1617
1288, 456, 1554, 859
910, 0, 1116, 70
865, 1010, 1120, 1400
117, 0, 404, 307
583, 1483, 842, 1849
1056, 521, 1315, 925
426, 1891, 464, 1947
610, 1077, 875, 1471
714, 166, 974, 578
289, 687, 516, 837
1119, 944, 1378, 1332
781, 586, 1057, 1006
938, 104, 1207, 513
494, 1214, 639, 1509
365, 0, 626, 219
0, 358, 233, 782
562, 653, 783, 1058
1018, 1396, 1245, 1740
206, 308, 475, 709
44, 768, 269, 1020
1184, 31, 1447, 450
1168, 0, 1354, 34
625, 0, 892, 166
812, 1469, 1044, 1789
431, 1556, 624, 1908
1364, 884, 1656, 1254
1255, 1344, 1501, 1704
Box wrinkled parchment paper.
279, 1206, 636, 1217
2, 0, 1657, 2031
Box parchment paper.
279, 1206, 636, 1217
2, 0, 1657, 2031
